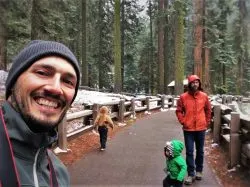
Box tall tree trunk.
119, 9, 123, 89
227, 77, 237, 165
157, 0, 164, 94
121, 0, 125, 90
149, 0, 153, 94
193, 0, 204, 81
218, 0, 227, 91
203, 0, 210, 93
164, 0, 169, 94
0, 0, 8, 70
113, 0, 122, 93
174, 1, 185, 95
81, 0, 88, 86
237, 0, 247, 94
204, 47, 210, 93
97, 0, 104, 89
31, 0, 49, 40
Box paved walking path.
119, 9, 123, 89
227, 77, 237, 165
68, 110, 221, 187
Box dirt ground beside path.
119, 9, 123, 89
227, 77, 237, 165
205, 132, 250, 187
57, 111, 250, 187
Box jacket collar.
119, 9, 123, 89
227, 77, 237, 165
1, 101, 57, 149
188, 90, 200, 96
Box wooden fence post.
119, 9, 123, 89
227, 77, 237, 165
228, 104, 236, 112
131, 98, 136, 118
58, 116, 67, 151
222, 95, 226, 104
146, 97, 150, 111
228, 95, 233, 104
92, 104, 100, 122
239, 96, 243, 102
161, 95, 165, 109
229, 112, 241, 168
118, 99, 125, 122
213, 105, 221, 143
169, 96, 174, 108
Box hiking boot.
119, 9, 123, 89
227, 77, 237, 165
184, 176, 195, 185
196, 172, 203, 180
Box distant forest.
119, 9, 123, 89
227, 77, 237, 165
0, 0, 249, 96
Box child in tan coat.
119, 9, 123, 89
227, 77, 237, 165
94, 106, 114, 151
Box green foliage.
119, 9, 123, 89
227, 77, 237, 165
205, 0, 245, 94
214, 84, 227, 94
7, 0, 31, 64
122, 0, 148, 93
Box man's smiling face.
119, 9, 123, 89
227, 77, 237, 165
11, 56, 77, 132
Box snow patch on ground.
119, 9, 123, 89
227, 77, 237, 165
53, 147, 71, 154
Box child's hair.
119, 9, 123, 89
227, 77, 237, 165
97, 106, 110, 125
99, 106, 109, 114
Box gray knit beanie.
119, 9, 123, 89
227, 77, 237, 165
5, 40, 80, 102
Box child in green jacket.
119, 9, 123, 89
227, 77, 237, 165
163, 140, 187, 187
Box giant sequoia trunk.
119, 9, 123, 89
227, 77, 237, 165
193, 0, 204, 81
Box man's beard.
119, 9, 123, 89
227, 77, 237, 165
20, 110, 65, 133
11, 92, 67, 133
190, 85, 198, 92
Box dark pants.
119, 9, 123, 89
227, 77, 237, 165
183, 130, 206, 177
163, 176, 183, 187
98, 126, 108, 149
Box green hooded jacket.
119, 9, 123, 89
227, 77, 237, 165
0, 102, 69, 187
165, 140, 187, 182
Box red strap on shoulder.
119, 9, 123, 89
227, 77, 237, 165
0, 109, 21, 187
47, 150, 59, 187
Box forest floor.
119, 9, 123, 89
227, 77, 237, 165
58, 110, 250, 187
205, 132, 250, 187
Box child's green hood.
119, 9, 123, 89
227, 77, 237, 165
171, 140, 184, 157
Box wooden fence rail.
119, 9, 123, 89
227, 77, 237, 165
57, 95, 174, 151
212, 95, 250, 169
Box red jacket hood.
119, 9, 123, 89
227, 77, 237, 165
188, 75, 200, 83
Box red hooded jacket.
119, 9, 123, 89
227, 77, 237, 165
176, 75, 211, 131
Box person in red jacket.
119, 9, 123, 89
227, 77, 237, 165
176, 75, 211, 185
